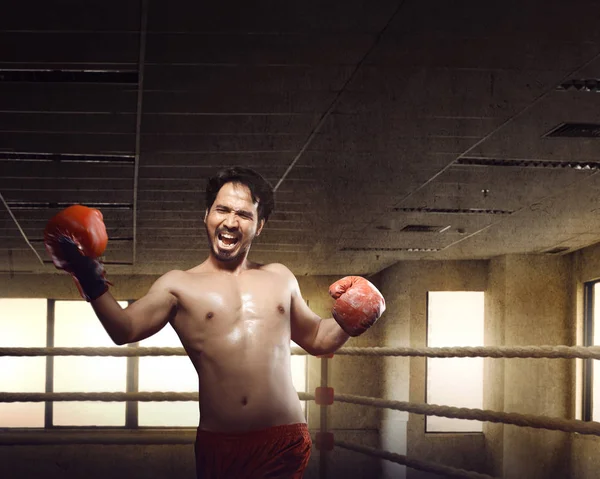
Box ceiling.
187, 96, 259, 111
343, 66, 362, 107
2, 0, 600, 276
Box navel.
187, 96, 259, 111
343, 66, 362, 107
206, 312, 214, 320
277, 304, 285, 314
241, 396, 248, 406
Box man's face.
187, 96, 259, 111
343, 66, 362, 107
204, 182, 264, 263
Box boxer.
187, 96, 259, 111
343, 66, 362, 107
44, 167, 385, 479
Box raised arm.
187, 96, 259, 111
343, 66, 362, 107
289, 274, 350, 356
286, 268, 386, 356
44, 204, 178, 345
91, 272, 179, 345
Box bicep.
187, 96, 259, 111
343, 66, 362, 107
123, 275, 179, 342
289, 286, 322, 352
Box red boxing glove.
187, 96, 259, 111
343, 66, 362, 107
44, 205, 110, 301
329, 276, 385, 337
44, 205, 108, 268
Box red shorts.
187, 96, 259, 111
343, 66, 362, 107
195, 423, 312, 479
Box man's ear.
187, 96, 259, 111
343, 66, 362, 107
256, 218, 265, 237
204, 209, 208, 224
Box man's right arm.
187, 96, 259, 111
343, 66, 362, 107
90, 272, 179, 345
43, 204, 180, 346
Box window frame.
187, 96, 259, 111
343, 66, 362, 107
424, 290, 485, 434
3, 298, 308, 430
582, 280, 596, 422
45, 298, 149, 430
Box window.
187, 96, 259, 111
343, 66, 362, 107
0, 298, 308, 428
582, 280, 600, 421
138, 325, 198, 427
291, 340, 307, 414
426, 291, 484, 433
53, 300, 129, 426
0, 299, 47, 427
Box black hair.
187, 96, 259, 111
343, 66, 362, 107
205, 167, 275, 222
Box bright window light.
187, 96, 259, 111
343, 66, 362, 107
0, 299, 46, 427
291, 341, 307, 413
0, 298, 310, 429
426, 291, 484, 433
139, 324, 199, 427
53, 301, 128, 426
592, 283, 600, 421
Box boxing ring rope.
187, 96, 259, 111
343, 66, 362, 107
333, 394, 600, 436
333, 441, 497, 479
3, 345, 599, 478
1, 388, 599, 436
3, 344, 600, 359
0, 392, 311, 402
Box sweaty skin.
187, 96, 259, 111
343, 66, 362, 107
161, 264, 306, 432
89, 182, 350, 432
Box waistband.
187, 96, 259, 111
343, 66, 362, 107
196, 422, 309, 440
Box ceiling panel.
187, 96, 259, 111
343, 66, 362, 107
145, 33, 374, 65
139, 133, 305, 153
0, 132, 135, 154
140, 151, 295, 167
0, 112, 136, 134
2, 0, 600, 276
143, 64, 353, 91
2, 189, 132, 205
146, 0, 399, 33
141, 89, 336, 115
0, 32, 139, 64
0, 84, 137, 114
140, 113, 318, 135
0, 161, 134, 179
0, 0, 141, 31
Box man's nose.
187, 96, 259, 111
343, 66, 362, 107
223, 213, 239, 228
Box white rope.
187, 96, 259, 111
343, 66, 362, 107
0, 392, 315, 402
0, 347, 188, 357
333, 345, 600, 359
334, 440, 498, 479
3, 389, 597, 437
334, 393, 600, 436
3, 344, 600, 359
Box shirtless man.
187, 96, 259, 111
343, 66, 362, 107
44, 167, 386, 479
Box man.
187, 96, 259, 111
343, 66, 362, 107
44, 167, 386, 479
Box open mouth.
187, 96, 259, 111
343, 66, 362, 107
217, 232, 240, 249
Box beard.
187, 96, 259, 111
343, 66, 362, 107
211, 243, 241, 262
206, 227, 248, 263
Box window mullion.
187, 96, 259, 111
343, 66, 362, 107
583, 282, 595, 422
126, 342, 139, 428
45, 299, 55, 428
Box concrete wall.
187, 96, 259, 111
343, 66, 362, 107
485, 255, 574, 479
570, 243, 600, 479
0, 272, 381, 479
3, 247, 599, 478
376, 255, 576, 479
483, 256, 506, 476
300, 274, 382, 479
373, 262, 411, 479
375, 260, 489, 479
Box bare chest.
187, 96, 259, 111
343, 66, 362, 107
170, 271, 292, 349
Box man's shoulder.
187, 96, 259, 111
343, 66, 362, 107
154, 269, 187, 286
152, 268, 216, 294
260, 263, 300, 291
163, 269, 189, 277
260, 262, 293, 276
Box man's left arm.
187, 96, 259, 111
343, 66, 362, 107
287, 269, 386, 356
290, 284, 350, 356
